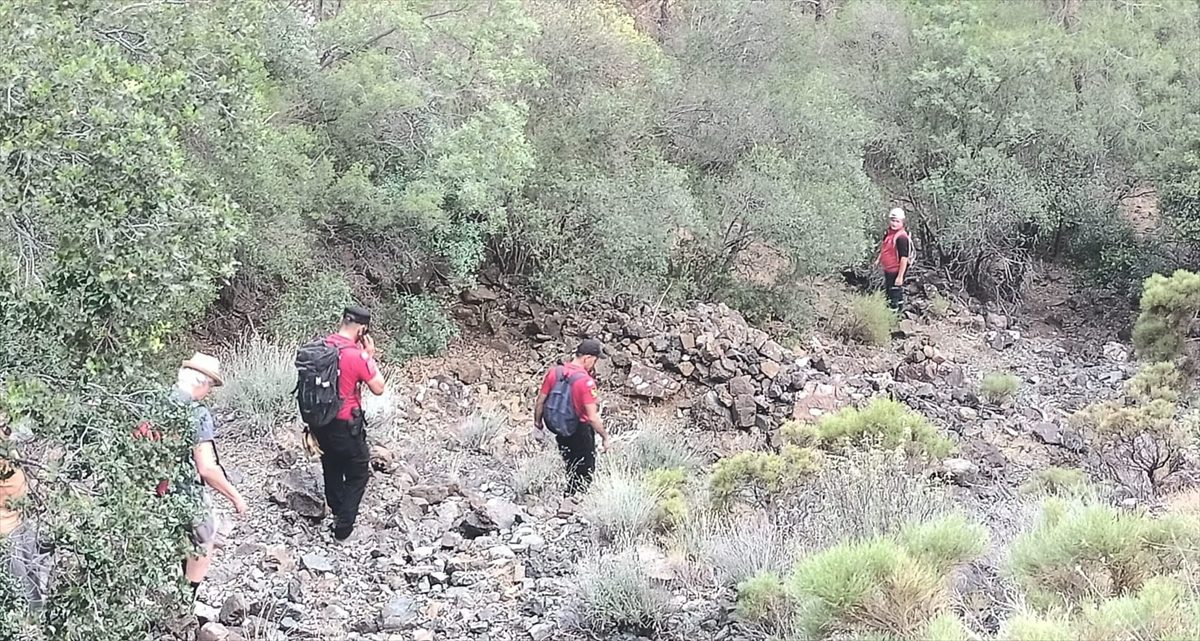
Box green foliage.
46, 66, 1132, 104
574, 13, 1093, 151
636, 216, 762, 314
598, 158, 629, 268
608, 418, 701, 473
1001, 579, 1200, 641
384, 294, 458, 361
1001, 614, 1077, 641
1126, 361, 1185, 404
1021, 466, 1091, 498
789, 515, 986, 640
980, 372, 1021, 405
644, 467, 688, 530
268, 270, 354, 343
1133, 271, 1200, 362
736, 571, 794, 632
833, 293, 898, 346
214, 335, 295, 436
1010, 499, 1200, 610
709, 446, 822, 510
927, 294, 952, 318
784, 398, 954, 459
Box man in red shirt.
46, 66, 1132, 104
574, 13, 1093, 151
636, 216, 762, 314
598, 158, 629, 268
878, 207, 912, 311
533, 339, 610, 494
313, 305, 385, 540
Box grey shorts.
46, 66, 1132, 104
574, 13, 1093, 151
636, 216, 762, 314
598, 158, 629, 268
191, 491, 223, 548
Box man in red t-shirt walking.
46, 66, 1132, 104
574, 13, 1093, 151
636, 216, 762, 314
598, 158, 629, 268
313, 306, 385, 540
533, 339, 611, 494
878, 207, 912, 311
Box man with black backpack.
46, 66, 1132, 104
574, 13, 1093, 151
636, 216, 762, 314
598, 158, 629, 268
533, 339, 610, 495
295, 306, 385, 540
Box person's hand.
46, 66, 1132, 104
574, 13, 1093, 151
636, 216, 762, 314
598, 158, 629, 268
895, 277, 905, 287
361, 334, 377, 358
599, 435, 610, 453
233, 496, 249, 515
531, 424, 547, 444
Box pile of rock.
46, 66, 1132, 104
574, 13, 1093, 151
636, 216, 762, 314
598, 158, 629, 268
469, 295, 818, 431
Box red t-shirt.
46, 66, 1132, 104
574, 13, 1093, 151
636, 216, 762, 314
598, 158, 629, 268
539, 363, 598, 418
326, 333, 380, 421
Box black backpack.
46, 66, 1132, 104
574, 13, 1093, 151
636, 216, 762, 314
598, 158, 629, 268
295, 338, 348, 428
543, 366, 584, 437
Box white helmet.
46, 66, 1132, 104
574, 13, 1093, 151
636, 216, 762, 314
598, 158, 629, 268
888, 207, 906, 221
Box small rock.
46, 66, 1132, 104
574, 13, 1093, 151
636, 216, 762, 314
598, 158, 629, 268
520, 534, 546, 552
197, 623, 232, 641
728, 375, 755, 397
195, 602, 220, 625
219, 594, 248, 627
1030, 422, 1063, 446
460, 286, 499, 304
732, 394, 757, 429
986, 312, 1009, 330
413, 630, 434, 641
301, 553, 333, 573
529, 622, 555, 641
489, 545, 516, 559
958, 407, 979, 420
381, 594, 420, 631
370, 444, 399, 474
270, 468, 325, 519
760, 360, 782, 379
942, 458, 979, 486
625, 361, 683, 399
454, 362, 484, 385
408, 484, 452, 504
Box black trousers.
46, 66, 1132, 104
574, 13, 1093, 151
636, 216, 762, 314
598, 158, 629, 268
884, 271, 905, 312
312, 418, 371, 533
555, 424, 596, 495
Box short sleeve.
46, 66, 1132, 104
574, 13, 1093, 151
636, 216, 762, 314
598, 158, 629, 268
895, 235, 911, 258
193, 406, 216, 443
539, 369, 556, 396
361, 351, 380, 380
577, 378, 599, 405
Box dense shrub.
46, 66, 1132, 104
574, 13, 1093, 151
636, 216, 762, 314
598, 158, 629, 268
736, 571, 794, 633
680, 514, 796, 588
215, 335, 296, 436
1010, 499, 1200, 610
384, 294, 458, 361
1001, 579, 1200, 641
268, 270, 355, 343
1132, 270, 1200, 362
789, 515, 986, 640
980, 372, 1021, 405
1075, 388, 1188, 496
1125, 361, 1185, 404
644, 467, 689, 531
1001, 614, 1077, 641
709, 446, 822, 510
927, 294, 952, 318
1021, 466, 1091, 498
833, 293, 898, 346
569, 547, 671, 635
784, 398, 954, 459
512, 449, 565, 499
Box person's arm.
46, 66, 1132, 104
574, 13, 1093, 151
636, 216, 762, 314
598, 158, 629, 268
533, 392, 548, 431
193, 442, 248, 514
895, 236, 911, 285
582, 402, 608, 452
359, 336, 386, 395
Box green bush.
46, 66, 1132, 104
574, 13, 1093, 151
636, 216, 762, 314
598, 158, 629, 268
736, 571, 794, 632
1085, 577, 1200, 640
644, 467, 689, 530
385, 294, 458, 361
833, 292, 898, 346
1021, 466, 1091, 498
214, 335, 296, 436
784, 398, 954, 459
1125, 361, 1185, 404
789, 515, 985, 640
1075, 388, 1188, 496
1010, 499, 1200, 610
268, 270, 354, 342
924, 613, 975, 641
570, 547, 671, 635
1001, 614, 1077, 641
709, 446, 822, 510
980, 371, 1021, 404
1132, 270, 1200, 362
927, 294, 952, 318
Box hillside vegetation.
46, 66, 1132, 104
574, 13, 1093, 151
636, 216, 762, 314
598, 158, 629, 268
3, 0, 1200, 639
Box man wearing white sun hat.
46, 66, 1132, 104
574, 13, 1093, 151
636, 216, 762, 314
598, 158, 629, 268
171, 352, 248, 602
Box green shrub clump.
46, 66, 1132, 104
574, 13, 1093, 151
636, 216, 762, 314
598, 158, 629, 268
1021, 466, 1091, 498
1001, 578, 1200, 641
644, 467, 688, 530
1132, 270, 1200, 362
709, 446, 822, 510
736, 571, 794, 632
268, 270, 355, 342
1010, 499, 1200, 610
834, 292, 898, 346
789, 514, 987, 640
980, 371, 1020, 404
784, 398, 954, 459
571, 548, 670, 635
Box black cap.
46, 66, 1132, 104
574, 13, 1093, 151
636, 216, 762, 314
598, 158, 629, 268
343, 305, 371, 325
576, 338, 605, 358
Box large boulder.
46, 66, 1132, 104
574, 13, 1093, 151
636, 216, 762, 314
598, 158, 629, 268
625, 361, 682, 399
270, 468, 325, 519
